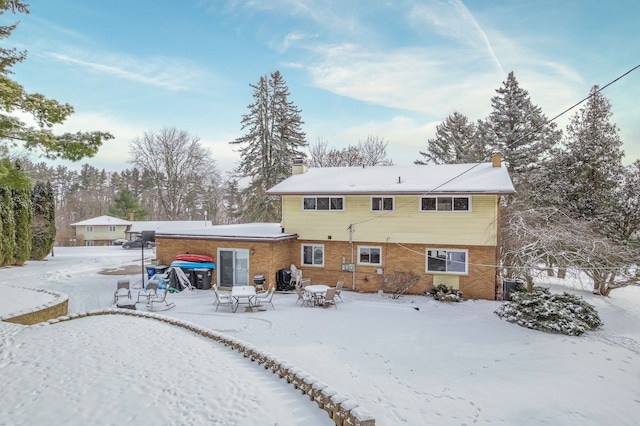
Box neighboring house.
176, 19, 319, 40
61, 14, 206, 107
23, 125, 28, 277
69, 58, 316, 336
155, 153, 515, 300
70, 215, 132, 246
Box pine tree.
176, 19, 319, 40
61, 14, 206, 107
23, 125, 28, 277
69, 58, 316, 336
485, 72, 561, 186
108, 188, 148, 220
0, 1, 112, 165
415, 112, 486, 164
30, 181, 56, 260
12, 186, 32, 265
558, 86, 626, 232
230, 71, 306, 222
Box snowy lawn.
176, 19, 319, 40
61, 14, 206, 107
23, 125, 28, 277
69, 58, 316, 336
1, 247, 639, 425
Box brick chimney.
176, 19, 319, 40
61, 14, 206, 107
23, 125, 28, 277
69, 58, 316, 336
129, 212, 135, 221
491, 152, 502, 168
292, 157, 308, 175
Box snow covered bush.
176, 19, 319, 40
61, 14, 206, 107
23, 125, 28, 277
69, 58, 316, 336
431, 284, 463, 302
495, 287, 602, 336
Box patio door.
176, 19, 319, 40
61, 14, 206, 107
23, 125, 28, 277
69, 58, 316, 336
218, 249, 249, 287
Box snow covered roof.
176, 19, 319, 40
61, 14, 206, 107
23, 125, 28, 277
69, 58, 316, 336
267, 162, 515, 195
156, 223, 296, 240
71, 215, 132, 227
128, 221, 213, 234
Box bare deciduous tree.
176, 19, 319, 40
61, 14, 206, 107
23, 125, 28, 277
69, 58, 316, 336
308, 135, 393, 167
501, 204, 639, 296
129, 127, 221, 220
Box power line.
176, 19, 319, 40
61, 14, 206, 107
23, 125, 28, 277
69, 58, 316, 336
346, 64, 640, 268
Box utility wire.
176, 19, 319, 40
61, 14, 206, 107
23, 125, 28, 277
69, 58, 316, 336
347, 64, 640, 270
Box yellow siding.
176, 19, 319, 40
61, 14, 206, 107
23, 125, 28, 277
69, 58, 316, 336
282, 195, 498, 246
432, 275, 460, 289
75, 225, 128, 242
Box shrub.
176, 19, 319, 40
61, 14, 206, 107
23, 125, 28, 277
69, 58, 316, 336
495, 286, 602, 336
431, 284, 463, 302
382, 271, 421, 299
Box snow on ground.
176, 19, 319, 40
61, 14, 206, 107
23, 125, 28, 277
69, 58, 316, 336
1, 247, 639, 425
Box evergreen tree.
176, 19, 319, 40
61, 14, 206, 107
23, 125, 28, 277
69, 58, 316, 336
230, 71, 306, 222
30, 181, 56, 260
12, 186, 32, 265
0, 186, 11, 265
108, 188, 148, 221
415, 112, 486, 164
560, 86, 625, 221
222, 179, 244, 224
0, 1, 112, 166
485, 72, 561, 186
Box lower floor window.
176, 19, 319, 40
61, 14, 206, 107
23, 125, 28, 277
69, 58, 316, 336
302, 244, 324, 266
86, 240, 94, 247
358, 246, 381, 265
426, 249, 467, 274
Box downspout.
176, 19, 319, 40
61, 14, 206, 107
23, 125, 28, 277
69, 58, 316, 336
348, 224, 355, 290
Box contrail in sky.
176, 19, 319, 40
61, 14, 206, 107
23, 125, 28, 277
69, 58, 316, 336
449, 0, 506, 77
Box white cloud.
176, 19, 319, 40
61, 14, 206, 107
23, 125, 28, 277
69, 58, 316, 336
47, 52, 216, 92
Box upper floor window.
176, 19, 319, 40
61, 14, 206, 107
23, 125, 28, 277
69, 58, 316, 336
303, 196, 344, 211
426, 249, 467, 274
371, 197, 393, 211
108, 225, 116, 232
358, 246, 382, 265
420, 196, 470, 212
86, 226, 94, 232
302, 244, 324, 266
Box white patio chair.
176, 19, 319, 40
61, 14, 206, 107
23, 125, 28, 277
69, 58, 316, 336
146, 284, 175, 311
322, 287, 338, 309
295, 284, 313, 307
255, 284, 275, 310
137, 280, 159, 304
335, 280, 344, 302
214, 286, 233, 312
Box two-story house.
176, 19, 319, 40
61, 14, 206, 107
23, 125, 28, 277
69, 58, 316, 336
70, 215, 132, 246
265, 153, 514, 299
154, 153, 514, 300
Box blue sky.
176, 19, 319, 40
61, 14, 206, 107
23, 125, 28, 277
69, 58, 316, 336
9, 0, 640, 174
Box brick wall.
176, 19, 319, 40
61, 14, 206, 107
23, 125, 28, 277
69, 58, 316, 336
156, 237, 295, 288
157, 236, 498, 300
291, 240, 498, 300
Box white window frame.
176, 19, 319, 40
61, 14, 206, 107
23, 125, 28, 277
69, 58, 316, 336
108, 225, 116, 232
420, 196, 471, 212
302, 196, 344, 211
371, 196, 394, 212
86, 225, 94, 232
426, 248, 468, 274
301, 244, 324, 266
86, 240, 94, 247
357, 246, 382, 265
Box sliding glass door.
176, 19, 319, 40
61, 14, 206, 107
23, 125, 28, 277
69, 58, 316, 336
218, 249, 249, 287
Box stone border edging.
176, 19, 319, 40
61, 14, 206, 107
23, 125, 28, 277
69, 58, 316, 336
1, 287, 69, 325
35, 308, 376, 426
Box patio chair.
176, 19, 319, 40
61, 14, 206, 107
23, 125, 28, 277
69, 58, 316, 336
114, 279, 131, 304
146, 284, 175, 311
335, 280, 344, 302
214, 285, 233, 312
322, 287, 338, 309
295, 284, 313, 307
137, 280, 159, 303
255, 284, 275, 310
